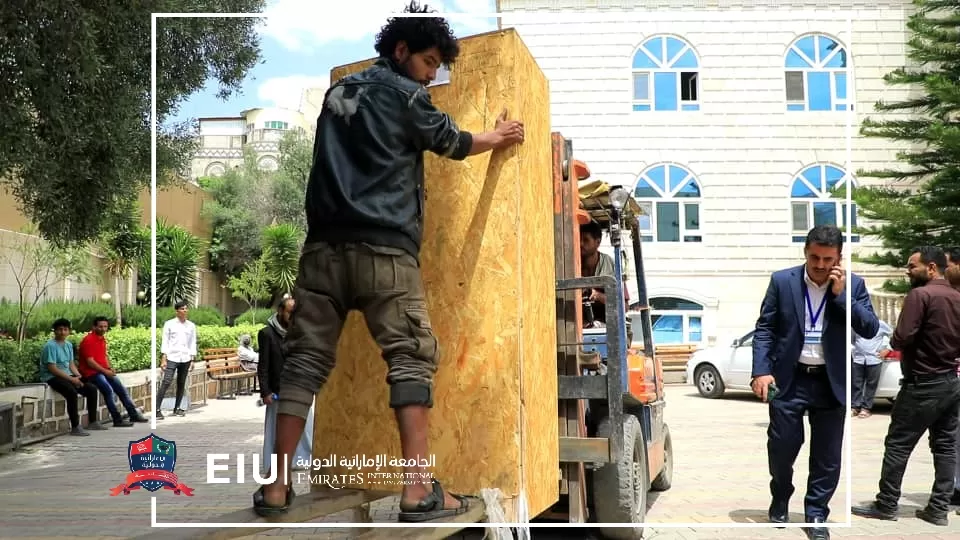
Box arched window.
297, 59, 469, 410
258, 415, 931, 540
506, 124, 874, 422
204, 162, 226, 177
631, 35, 700, 112
257, 155, 280, 171
784, 33, 850, 111
633, 163, 702, 243
650, 296, 704, 345
790, 163, 859, 243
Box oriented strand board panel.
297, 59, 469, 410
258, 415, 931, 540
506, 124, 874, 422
312, 29, 558, 520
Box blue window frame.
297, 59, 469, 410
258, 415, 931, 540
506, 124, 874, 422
651, 296, 704, 345
784, 34, 850, 112
633, 163, 702, 243
631, 35, 700, 112
790, 164, 859, 243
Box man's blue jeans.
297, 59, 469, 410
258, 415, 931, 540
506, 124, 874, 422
86, 373, 139, 421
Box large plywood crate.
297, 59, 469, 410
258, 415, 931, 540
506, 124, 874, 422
311, 28, 558, 520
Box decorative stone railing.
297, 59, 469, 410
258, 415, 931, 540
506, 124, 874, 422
870, 289, 905, 327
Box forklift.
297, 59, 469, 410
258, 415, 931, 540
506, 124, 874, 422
550, 135, 673, 539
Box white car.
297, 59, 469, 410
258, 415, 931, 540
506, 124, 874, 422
685, 330, 903, 401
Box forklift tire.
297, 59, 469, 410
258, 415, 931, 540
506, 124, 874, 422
650, 424, 673, 491
592, 414, 646, 540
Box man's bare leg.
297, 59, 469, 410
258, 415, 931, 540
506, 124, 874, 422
262, 413, 306, 506
396, 404, 461, 510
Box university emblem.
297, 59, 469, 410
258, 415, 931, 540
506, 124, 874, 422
110, 433, 194, 496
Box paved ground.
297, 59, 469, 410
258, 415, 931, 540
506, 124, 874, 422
0, 385, 958, 539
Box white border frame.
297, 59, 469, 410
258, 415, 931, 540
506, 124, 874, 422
150, 9, 856, 532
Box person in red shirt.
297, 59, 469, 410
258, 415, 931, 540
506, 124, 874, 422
78, 317, 149, 426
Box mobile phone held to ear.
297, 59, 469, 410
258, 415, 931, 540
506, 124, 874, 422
767, 382, 780, 402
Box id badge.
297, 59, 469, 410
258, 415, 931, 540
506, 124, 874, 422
804, 330, 822, 345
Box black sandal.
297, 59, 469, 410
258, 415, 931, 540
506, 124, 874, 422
398, 479, 473, 522
252, 485, 295, 517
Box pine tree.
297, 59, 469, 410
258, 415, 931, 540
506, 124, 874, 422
852, 0, 960, 289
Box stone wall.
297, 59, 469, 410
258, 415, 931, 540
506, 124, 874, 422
14, 363, 209, 446
156, 362, 210, 411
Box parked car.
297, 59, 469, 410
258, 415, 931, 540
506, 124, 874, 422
685, 329, 903, 401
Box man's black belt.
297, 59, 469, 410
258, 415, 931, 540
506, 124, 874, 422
797, 364, 827, 375
900, 371, 957, 384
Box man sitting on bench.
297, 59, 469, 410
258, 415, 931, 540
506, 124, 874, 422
78, 316, 149, 426
238, 334, 259, 393
39, 318, 103, 436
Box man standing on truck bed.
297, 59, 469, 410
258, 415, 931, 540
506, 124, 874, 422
751, 225, 879, 540
252, 1, 524, 521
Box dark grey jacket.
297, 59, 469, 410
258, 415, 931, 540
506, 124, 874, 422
304, 57, 473, 259
256, 324, 284, 399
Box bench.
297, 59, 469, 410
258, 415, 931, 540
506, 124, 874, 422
655, 343, 698, 373
204, 347, 257, 399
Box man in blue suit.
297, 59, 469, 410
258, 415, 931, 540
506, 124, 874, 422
752, 225, 880, 540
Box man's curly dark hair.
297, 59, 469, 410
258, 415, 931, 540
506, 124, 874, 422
374, 1, 460, 65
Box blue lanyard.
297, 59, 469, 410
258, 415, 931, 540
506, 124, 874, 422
805, 289, 827, 331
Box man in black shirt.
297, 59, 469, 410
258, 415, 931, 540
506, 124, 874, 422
853, 246, 960, 526
947, 247, 960, 506
252, 1, 524, 521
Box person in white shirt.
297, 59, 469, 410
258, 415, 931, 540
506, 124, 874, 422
238, 333, 260, 393
157, 300, 197, 419
238, 334, 259, 370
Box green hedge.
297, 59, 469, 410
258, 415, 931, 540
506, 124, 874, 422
152, 306, 225, 327
0, 300, 227, 339
125, 305, 226, 328
234, 308, 273, 326
0, 324, 263, 387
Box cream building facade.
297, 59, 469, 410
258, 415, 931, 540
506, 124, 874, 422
497, 0, 912, 346
189, 86, 326, 181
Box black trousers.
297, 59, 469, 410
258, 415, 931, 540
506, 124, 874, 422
47, 377, 99, 428
875, 374, 960, 515
156, 362, 190, 411
852, 362, 882, 410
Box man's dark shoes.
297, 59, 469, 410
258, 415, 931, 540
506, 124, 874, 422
768, 499, 788, 527
950, 489, 960, 506
113, 416, 134, 427
803, 516, 829, 540
130, 413, 149, 423
916, 507, 948, 526
173, 408, 186, 417
155, 410, 164, 420
851, 501, 897, 521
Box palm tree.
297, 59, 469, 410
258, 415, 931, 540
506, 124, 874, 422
100, 200, 149, 328
261, 223, 302, 297
155, 219, 203, 307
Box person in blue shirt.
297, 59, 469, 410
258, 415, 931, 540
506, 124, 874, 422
851, 320, 893, 418
39, 318, 102, 436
